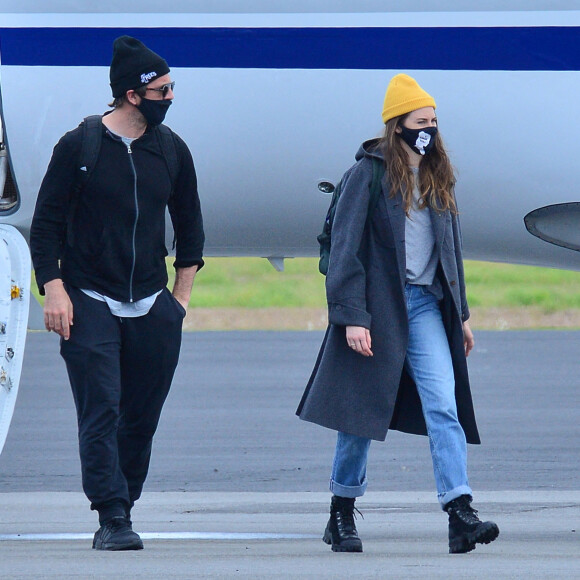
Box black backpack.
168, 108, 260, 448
66, 115, 180, 247
317, 157, 384, 275
76, 115, 180, 193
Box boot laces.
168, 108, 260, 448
454, 497, 481, 525
336, 505, 363, 533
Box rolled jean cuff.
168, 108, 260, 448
329, 477, 367, 499
438, 485, 473, 510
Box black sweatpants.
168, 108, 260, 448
60, 286, 185, 522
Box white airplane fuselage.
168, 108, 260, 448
1, 1, 580, 270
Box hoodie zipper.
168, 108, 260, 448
126, 143, 139, 303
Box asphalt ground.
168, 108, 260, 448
0, 330, 578, 578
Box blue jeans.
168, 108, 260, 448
329, 283, 472, 508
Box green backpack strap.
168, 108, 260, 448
317, 157, 384, 275
317, 179, 342, 275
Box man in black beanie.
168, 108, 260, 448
30, 36, 204, 550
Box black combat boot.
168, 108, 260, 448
445, 494, 499, 554
322, 495, 363, 552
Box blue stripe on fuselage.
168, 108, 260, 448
0, 27, 578, 70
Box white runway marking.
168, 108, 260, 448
0, 531, 319, 542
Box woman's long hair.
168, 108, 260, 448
376, 114, 457, 214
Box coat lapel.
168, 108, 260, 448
382, 184, 407, 284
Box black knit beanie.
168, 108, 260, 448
109, 36, 170, 98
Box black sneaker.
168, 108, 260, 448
445, 495, 499, 554
322, 495, 363, 553
92, 516, 144, 551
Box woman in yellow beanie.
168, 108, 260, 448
297, 74, 499, 554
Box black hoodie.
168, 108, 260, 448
30, 119, 204, 302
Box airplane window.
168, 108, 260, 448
0, 116, 18, 212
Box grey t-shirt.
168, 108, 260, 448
405, 169, 440, 291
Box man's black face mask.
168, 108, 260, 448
137, 98, 172, 127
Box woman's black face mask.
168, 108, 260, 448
398, 125, 438, 156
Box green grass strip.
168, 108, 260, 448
31, 258, 580, 312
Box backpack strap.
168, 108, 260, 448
154, 124, 180, 195
154, 124, 181, 250
66, 115, 103, 247
317, 158, 384, 275
78, 115, 103, 187
316, 179, 342, 275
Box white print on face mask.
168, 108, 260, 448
415, 131, 431, 155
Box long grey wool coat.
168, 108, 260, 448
297, 140, 481, 444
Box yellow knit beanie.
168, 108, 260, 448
381, 74, 436, 124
